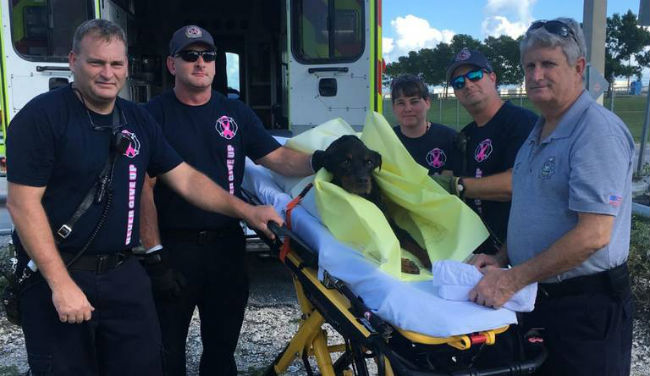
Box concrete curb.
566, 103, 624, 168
633, 203, 650, 218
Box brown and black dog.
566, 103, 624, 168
321, 135, 431, 274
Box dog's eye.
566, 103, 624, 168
365, 159, 374, 167
341, 159, 351, 167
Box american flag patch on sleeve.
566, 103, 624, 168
608, 194, 622, 207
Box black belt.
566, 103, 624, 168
163, 225, 242, 245
61, 251, 131, 274
538, 262, 629, 300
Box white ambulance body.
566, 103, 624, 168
0, 0, 383, 170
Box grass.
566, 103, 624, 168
383, 95, 648, 142
629, 215, 650, 311
0, 365, 20, 376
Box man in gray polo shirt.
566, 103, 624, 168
469, 18, 634, 375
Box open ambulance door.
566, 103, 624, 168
98, 0, 133, 100
287, 0, 382, 133
0, 0, 94, 164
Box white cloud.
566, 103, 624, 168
384, 15, 454, 63
482, 0, 536, 38
481, 16, 529, 38
383, 37, 394, 55
485, 0, 535, 20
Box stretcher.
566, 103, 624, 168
241, 159, 547, 376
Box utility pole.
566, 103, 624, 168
583, 0, 607, 104
637, 0, 650, 176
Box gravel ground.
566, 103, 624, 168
1, 251, 649, 375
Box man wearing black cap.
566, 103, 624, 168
140, 25, 314, 375
444, 48, 537, 254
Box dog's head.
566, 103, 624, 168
322, 135, 382, 196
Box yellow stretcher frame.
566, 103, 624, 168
264, 245, 514, 376
239, 191, 547, 376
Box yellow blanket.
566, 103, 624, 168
287, 113, 488, 281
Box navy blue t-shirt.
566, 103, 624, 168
144, 90, 281, 231
393, 122, 459, 175
7, 85, 182, 255
454, 101, 537, 244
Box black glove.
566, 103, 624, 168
310, 150, 326, 173
431, 175, 464, 197
139, 248, 186, 300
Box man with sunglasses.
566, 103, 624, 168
445, 48, 537, 254
5, 19, 282, 375
140, 25, 314, 376
470, 18, 634, 375
390, 74, 459, 176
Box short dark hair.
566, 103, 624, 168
72, 19, 127, 54
390, 74, 429, 102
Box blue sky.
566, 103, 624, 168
382, 0, 647, 81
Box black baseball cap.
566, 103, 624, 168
169, 25, 216, 56
446, 48, 493, 82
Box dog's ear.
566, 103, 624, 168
371, 150, 382, 171
322, 152, 337, 172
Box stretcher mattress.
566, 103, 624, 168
242, 158, 518, 338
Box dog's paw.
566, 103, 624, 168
401, 258, 420, 274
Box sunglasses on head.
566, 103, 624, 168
450, 69, 486, 90
176, 50, 217, 62
528, 20, 577, 43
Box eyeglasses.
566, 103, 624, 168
450, 69, 486, 90
527, 20, 577, 43
175, 50, 217, 62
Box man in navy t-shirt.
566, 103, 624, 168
390, 74, 459, 176
140, 25, 314, 376
446, 48, 537, 253
6, 19, 282, 375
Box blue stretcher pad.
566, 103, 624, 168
242, 158, 518, 338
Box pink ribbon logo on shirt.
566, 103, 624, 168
215, 116, 238, 140
120, 130, 140, 159
426, 148, 446, 169
474, 138, 493, 163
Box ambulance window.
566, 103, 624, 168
10, 0, 93, 62
292, 0, 364, 63
226, 52, 241, 99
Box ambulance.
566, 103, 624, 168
0, 0, 383, 173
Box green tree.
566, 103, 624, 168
385, 59, 404, 79
432, 42, 455, 86
605, 10, 650, 86
450, 34, 481, 52
417, 43, 455, 87
481, 35, 523, 86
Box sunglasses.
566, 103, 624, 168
450, 69, 486, 90
528, 20, 577, 43
176, 50, 217, 62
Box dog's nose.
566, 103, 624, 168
357, 176, 370, 185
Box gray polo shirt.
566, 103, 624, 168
507, 90, 634, 283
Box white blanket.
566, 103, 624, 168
432, 260, 537, 312
242, 159, 518, 337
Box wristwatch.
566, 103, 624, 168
457, 177, 465, 199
